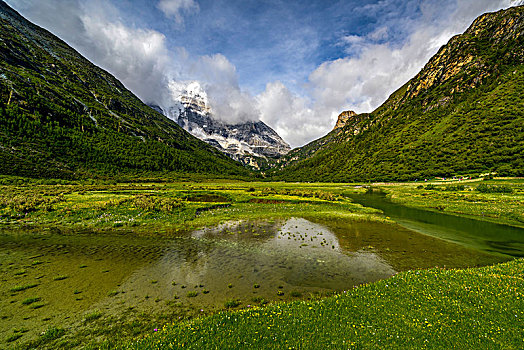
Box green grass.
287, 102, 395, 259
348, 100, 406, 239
21, 297, 41, 305
9, 283, 38, 292
0, 181, 385, 234
121, 259, 524, 349
84, 311, 103, 323
40, 327, 65, 341
52, 275, 68, 281
224, 299, 241, 309
6, 334, 23, 342
1, 178, 522, 349
186, 291, 198, 298
1, 179, 519, 235
29, 302, 45, 309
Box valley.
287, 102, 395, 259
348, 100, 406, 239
0, 1, 522, 349
0, 177, 522, 348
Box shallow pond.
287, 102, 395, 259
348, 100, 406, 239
0, 216, 507, 345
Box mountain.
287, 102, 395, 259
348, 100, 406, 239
0, 1, 251, 179
151, 82, 290, 169
272, 6, 524, 182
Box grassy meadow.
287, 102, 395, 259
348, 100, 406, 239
0, 176, 522, 349
1, 176, 522, 233
380, 178, 524, 228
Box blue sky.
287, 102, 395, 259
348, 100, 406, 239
6, 0, 522, 147
111, 0, 426, 94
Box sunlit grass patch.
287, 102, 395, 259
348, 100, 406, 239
40, 327, 65, 341
21, 297, 41, 305
224, 299, 241, 309
10, 283, 38, 292
29, 302, 45, 309
84, 310, 102, 323
52, 275, 68, 281
6, 333, 23, 342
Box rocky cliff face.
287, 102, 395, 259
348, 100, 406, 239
333, 110, 357, 130
153, 82, 290, 168
397, 7, 524, 110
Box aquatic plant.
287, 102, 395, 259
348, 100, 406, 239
21, 297, 41, 305
224, 299, 241, 308
10, 284, 38, 292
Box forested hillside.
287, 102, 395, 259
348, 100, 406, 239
273, 6, 524, 182
0, 1, 250, 179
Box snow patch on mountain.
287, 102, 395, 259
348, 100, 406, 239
151, 81, 290, 167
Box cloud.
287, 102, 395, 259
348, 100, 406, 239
257, 82, 331, 148
157, 0, 199, 24
79, 4, 173, 105
192, 54, 260, 124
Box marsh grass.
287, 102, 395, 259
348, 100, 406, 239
10, 283, 38, 292
52, 275, 68, 281
6, 334, 23, 342
84, 311, 102, 323
40, 327, 65, 341
1, 178, 522, 349
0, 181, 385, 234
383, 180, 524, 227
29, 302, 45, 309
224, 299, 241, 309
21, 297, 41, 305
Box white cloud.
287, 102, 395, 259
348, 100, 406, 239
257, 82, 333, 148
157, 0, 199, 24
79, 6, 173, 104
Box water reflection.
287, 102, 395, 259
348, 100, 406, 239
0, 216, 506, 345
347, 192, 524, 257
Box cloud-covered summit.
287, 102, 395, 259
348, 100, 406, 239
5, 0, 522, 147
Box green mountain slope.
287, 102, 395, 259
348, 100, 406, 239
0, 1, 251, 179
273, 6, 524, 182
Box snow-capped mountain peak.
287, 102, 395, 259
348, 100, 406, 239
151, 81, 290, 168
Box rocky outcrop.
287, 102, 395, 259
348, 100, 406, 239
398, 6, 524, 109
333, 110, 357, 130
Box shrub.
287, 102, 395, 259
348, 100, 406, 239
40, 327, 65, 341
84, 310, 102, 322
476, 184, 513, 193
224, 299, 241, 308
445, 184, 465, 191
